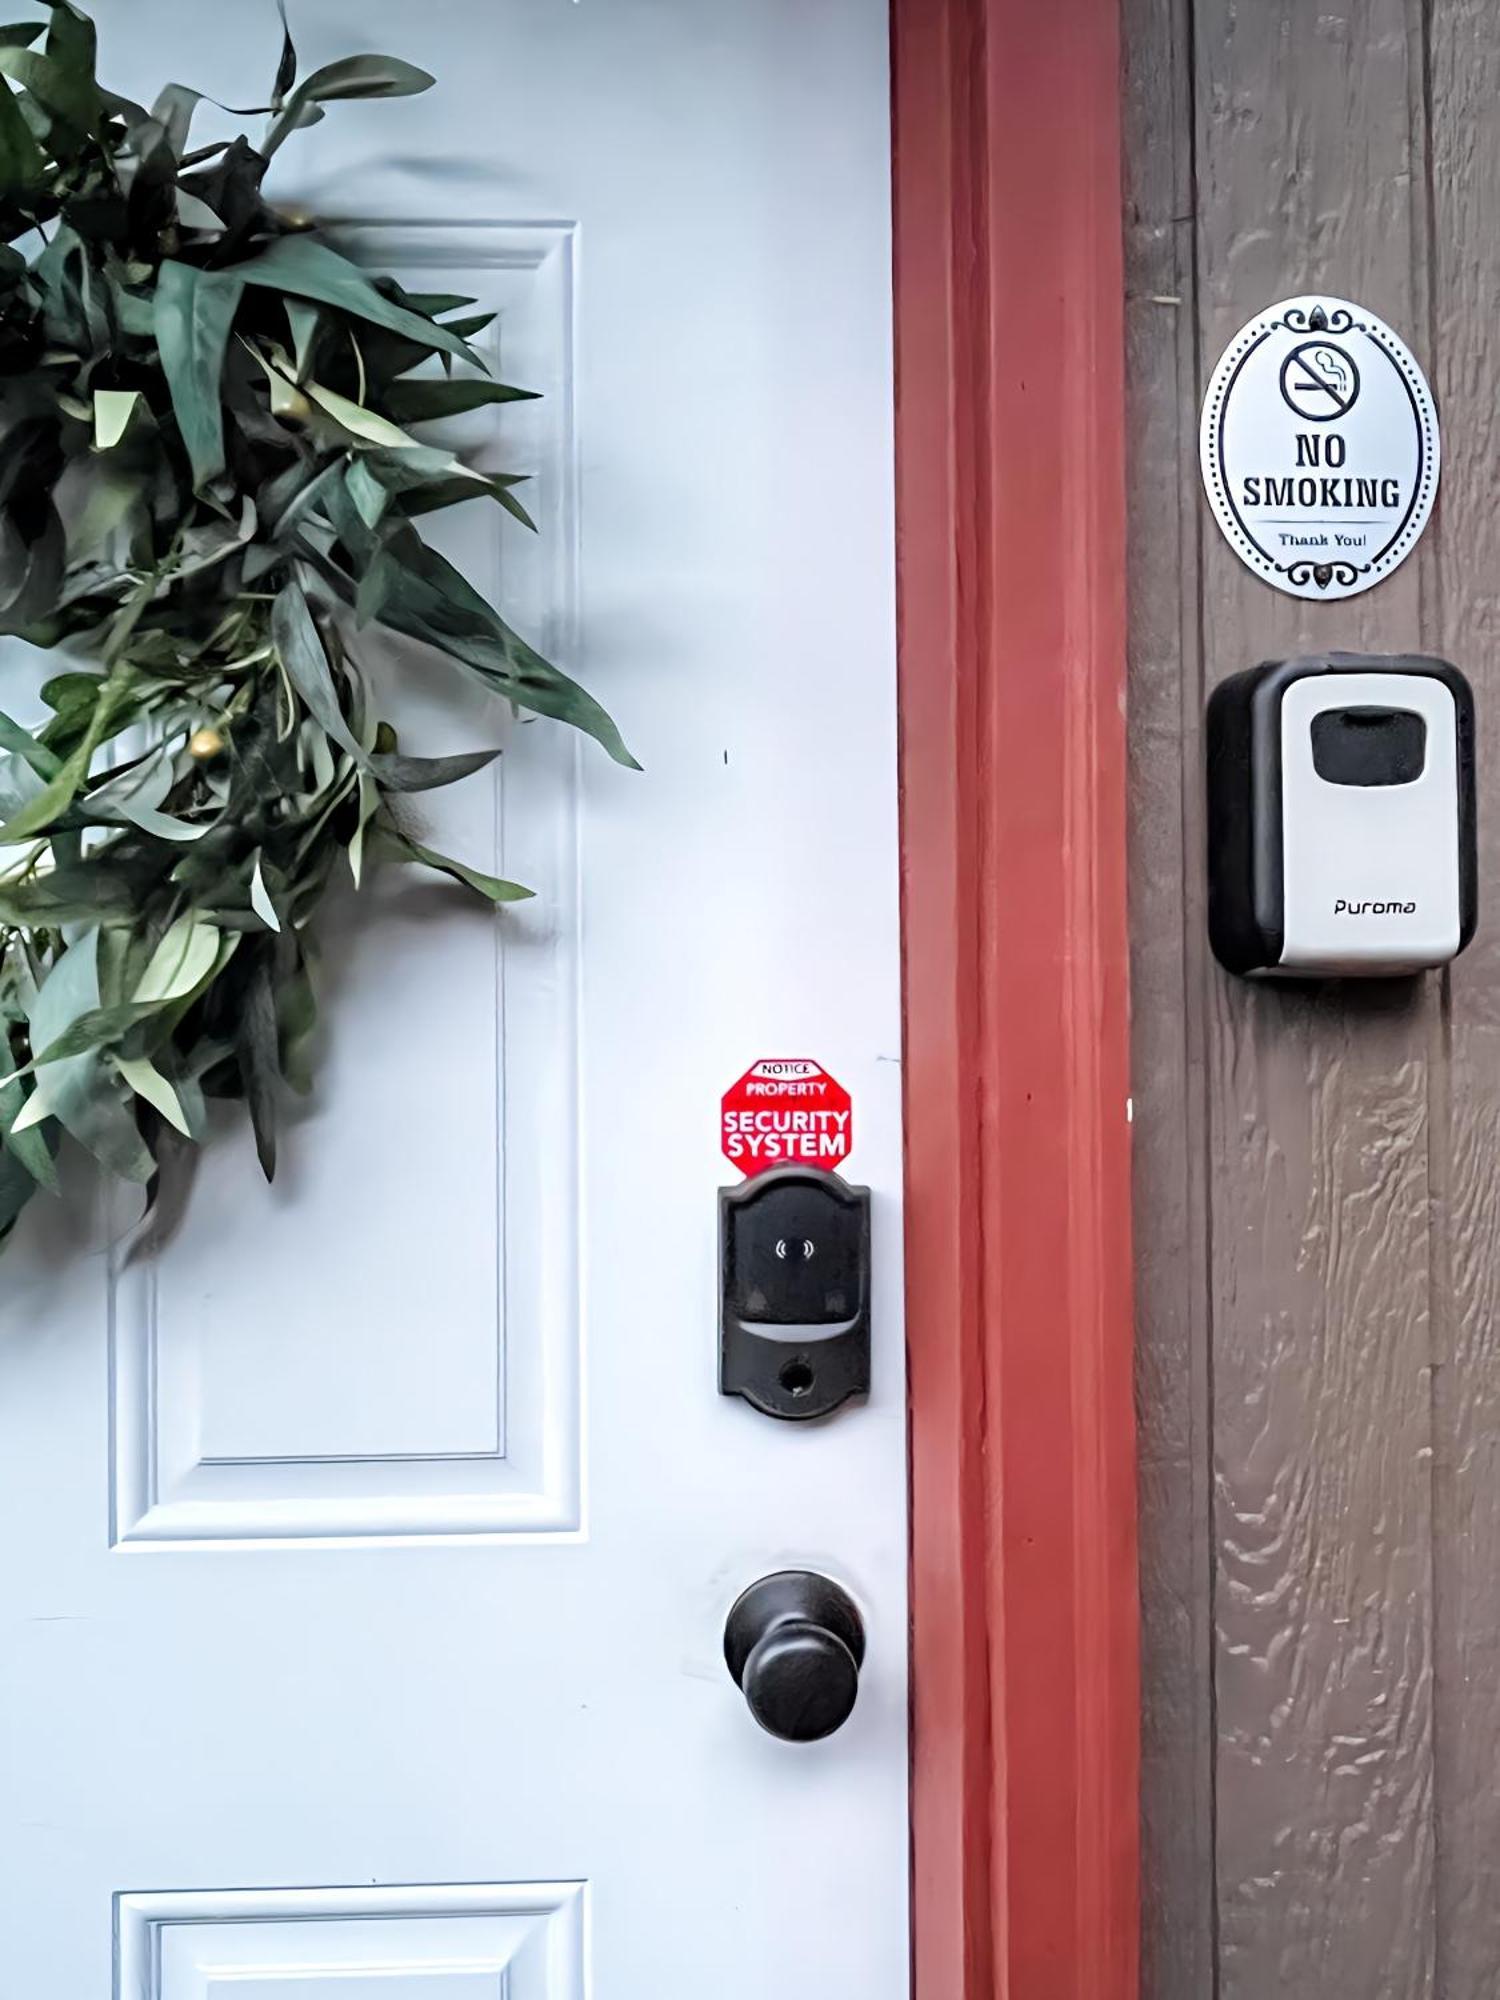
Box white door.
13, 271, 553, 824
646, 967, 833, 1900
0, 3, 907, 1994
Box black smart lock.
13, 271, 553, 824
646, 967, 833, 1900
719, 1164, 871, 1421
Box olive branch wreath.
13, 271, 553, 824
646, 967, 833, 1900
0, 3, 632, 1250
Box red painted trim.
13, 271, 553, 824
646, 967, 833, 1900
892, 0, 1139, 1994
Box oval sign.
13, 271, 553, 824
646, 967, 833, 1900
1199, 295, 1440, 600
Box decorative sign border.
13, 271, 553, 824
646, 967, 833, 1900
1199, 295, 1441, 600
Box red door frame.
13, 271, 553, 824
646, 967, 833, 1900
892, 1, 1139, 1995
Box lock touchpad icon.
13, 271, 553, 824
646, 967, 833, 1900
736, 1181, 857, 1331
720, 1165, 870, 1421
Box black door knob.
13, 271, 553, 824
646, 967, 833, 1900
723, 1570, 866, 1742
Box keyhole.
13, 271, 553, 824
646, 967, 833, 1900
779, 1359, 815, 1397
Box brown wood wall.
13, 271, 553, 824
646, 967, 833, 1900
1125, 2, 1500, 1994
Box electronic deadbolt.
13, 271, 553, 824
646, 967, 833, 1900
719, 1164, 871, 1421
1207, 652, 1477, 978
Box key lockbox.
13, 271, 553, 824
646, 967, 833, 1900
1207, 652, 1477, 977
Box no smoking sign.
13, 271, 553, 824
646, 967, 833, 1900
1199, 294, 1440, 600
720, 1059, 853, 1176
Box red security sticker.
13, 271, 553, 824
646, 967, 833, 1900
720, 1059, 853, 1176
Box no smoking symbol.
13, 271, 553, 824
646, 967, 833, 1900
1280, 340, 1361, 421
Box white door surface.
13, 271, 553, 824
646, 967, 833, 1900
0, 3, 907, 1995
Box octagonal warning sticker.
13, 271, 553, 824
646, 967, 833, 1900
720, 1059, 852, 1177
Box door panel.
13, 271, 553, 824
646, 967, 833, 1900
111, 223, 582, 1547
119, 1886, 585, 2000
0, 6, 906, 1994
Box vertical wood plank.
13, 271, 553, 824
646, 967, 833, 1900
1126, 0, 1443, 1991
1196, 0, 1439, 1983
1424, 7, 1500, 1992
1121, 0, 1217, 1991
1208, 989, 1436, 1999
1196, 2, 1440, 1989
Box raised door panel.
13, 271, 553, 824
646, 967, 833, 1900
110, 225, 581, 1546
117, 1884, 585, 1999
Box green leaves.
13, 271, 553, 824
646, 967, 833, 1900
235, 944, 279, 1177
13, 933, 154, 1183
134, 914, 222, 1006
116, 1053, 192, 1136
0, 666, 137, 843
380, 826, 533, 905
45, 3, 97, 86
153, 261, 245, 485
0, 45, 99, 151
384, 378, 539, 424
271, 576, 363, 760
0, 4, 637, 1254
0, 76, 44, 192
263, 53, 433, 157
357, 528, 639, 768
368, 745, 503, 792
232, 237, 481, 369
0, 1066, 58, 1197
92, 387, 139, 449
295, 53, 435, 102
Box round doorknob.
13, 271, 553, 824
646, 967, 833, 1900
723, 1569, 866, 1742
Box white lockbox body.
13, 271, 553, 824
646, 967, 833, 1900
1207, 654, 1477, 977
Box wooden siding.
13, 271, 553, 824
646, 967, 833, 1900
1126, 2, 1500, 1994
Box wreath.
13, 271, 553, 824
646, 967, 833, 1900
0, 4, 632, 1251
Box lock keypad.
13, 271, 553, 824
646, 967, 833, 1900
719, 1165, 871, 1421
